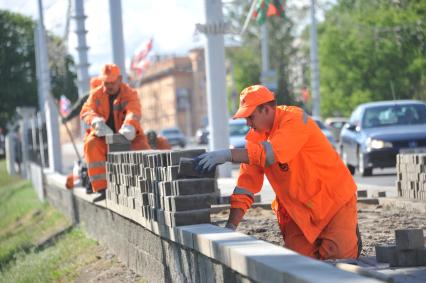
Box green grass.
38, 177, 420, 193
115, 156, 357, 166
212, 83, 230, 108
0, 160, 70, 270
0, 228, 97, 283
0, 159, 100, 282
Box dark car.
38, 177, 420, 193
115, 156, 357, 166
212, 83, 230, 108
340, 100, 426, 176
159, 127, 186, 148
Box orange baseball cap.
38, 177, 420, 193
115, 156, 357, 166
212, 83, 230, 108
99, 64, 121, 83
232, 85, 275, 119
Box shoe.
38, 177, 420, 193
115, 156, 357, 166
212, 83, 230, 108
93, 190, 106, 202
86, 183, 93, 194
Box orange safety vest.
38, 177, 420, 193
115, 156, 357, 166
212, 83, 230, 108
230, 106, 356, 243
80, 83, 143, 135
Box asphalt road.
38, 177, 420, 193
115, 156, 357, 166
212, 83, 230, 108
61, 140, 397, 188
353, 167, 397, 187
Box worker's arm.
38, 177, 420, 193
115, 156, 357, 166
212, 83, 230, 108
225, 208, 245, 230
122, 88, 142, 130
226, 162, 264, 230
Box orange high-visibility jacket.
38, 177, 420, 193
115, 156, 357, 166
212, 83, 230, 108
230, 106, 357, 243
80, 83, 143, 134
156, 136, 171, 150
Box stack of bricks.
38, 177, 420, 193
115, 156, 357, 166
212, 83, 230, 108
105, 144, 218, 227
375, 229, 426, 267
396, 153, 426, 201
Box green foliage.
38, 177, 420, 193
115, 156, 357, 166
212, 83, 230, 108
318, 0, 426, 117
224, 1, 296, 110
0, 10, 37, 129
0, 10, 78, 130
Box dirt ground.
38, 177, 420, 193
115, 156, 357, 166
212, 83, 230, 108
211, 202, 426, 256
76, 202, 426, 282
73, 244, 142, 283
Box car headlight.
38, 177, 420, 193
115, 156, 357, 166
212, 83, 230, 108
229, 144, 235, 149
367, 138, 392, 150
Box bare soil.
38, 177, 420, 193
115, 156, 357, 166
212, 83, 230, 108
211, 202, 426, 256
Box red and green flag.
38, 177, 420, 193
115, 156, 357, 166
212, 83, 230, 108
253, 0, 285, 25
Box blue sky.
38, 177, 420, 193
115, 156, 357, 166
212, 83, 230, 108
0, 0, 319, 75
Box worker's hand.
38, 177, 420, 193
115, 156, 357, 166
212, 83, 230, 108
225, 222, 237, 231
194, 149, 232, 173
119, 124, 136, 141
91, 118, 113, 137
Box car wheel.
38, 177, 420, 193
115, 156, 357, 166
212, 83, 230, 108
341, 146, 355, 175
358, 151, 373, 177
179, 143, 186, 148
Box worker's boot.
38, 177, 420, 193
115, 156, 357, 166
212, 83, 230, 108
93, 189, 106, 202
86, 182, 93, 194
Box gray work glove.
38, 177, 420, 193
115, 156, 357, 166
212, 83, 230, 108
118, 124, 136, 141
195, 149, 232, 173
92, 117, 113, 137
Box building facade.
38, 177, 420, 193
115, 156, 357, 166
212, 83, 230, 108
135, 48, 207, 137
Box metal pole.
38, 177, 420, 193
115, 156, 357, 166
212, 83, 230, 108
310, 0, 321, 117
109, 0, 127, 82
73, 0, 91, 137
261, 24, 269, 73
73, 0, 90, 97
37, 0, 62, 173
203, 0, 231, 177
34, 24, 44, 112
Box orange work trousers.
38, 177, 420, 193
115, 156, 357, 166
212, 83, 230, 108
84, 133, 150, 192
273, 195, 359, 260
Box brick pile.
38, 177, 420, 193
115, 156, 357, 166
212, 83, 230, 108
396, 153, 426, 201
105, 144, 218, 227
375, 229, 426, 267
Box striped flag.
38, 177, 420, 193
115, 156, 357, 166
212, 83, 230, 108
130, 38, 153, 80
59, 95, 71, 116
253, 0, 285, 25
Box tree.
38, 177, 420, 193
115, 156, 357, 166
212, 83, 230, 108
0, 10, 37, 129
224, 0, 296, 109
318, 0, 426, 117
0, 10, 78, 130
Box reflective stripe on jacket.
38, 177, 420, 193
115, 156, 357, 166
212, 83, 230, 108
230, 105, 356, 243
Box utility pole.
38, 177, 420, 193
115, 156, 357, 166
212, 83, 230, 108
310, 0, 321, 117
73, 0, 90, 99
202, 0, 231, 177
36, 0, 62, 173
73, 0, 90, 137
109, 0, 127, 82
261, 24, 269, 73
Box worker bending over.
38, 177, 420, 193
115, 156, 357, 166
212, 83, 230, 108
195, 85, 361, 260
146, 130, 171, 150
80, 64, 150, 201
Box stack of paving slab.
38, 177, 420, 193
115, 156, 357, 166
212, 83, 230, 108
375, 229, 426, 267
105, 137, 218, 227
396, 153, 426, 201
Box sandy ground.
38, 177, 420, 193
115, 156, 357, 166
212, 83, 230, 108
211, 202, 426, 257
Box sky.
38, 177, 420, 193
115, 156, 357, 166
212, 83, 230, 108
0, 0, 321, 76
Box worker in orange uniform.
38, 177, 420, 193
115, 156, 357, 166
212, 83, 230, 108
80, 64, 150, 201
195, 85, 361, 260
146, 130, 171, 150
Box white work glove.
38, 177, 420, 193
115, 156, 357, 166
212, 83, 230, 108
91, 117, 113, 137
195, 149, 232, 173
119, 124, 136, 141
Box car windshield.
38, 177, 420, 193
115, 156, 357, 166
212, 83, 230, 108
162, 129, 180, 135
313, 119, 326, 130
229, 123, 250, 137
362, 104, 426, 128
